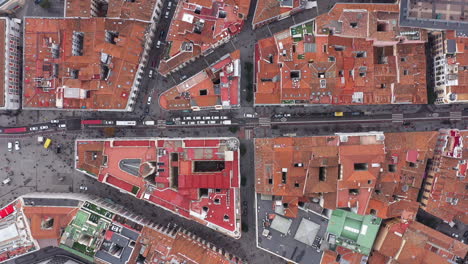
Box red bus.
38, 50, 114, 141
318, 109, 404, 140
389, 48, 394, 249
4, 127, 27, 133
81, 120, 102, 125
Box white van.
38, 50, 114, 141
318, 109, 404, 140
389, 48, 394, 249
144, 120, 155, 125
2, 178, 11, 185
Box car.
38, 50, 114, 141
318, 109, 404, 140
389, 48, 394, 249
172, 117, 181, 121
165, 11, 170, 18
180, 121, 187, 125
7, 142, 12, 152
14, 141, 20, 151
145, 107, 150, 114
40, 125, 49, 130
208, 120, 216, 124
168, 2, 172, 7
166, 121, 175, 125
159, 30, 165, 39
198, 121, 206, 124
183, 116, 192, 120
50, 120, 59, 123
244, 113, 255, 118
221, 116, 228, 120
79, 185, 88, 191
147, 96, 152, 105
149, 69, 154, 78
202, 116, 211, 120
29, 127, 38, 131
283, 113, 292, 117
56, 144, 61, 154
273, 114, 283, 118
156, 40, 161, 48
189, 121, 196, 125
212, 116, 220, 120
194, 116, 202, 120
104, 121, 114, 125
180, 75, 187, 80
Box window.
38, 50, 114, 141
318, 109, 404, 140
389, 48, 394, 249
370, 209, 377, 215
349, 189, 360, 195
354, 163, 368, 171
403, 69, 409, 75
381, 83, 386, 89
268, 178, 273, 184
355, 51, 367, 58
350, 22, 358, 28
388, 164, 396, 172
401, 57, 407, 62
294, 182, 300, 188
281, 171, 287, 184
199, 89, 207, 96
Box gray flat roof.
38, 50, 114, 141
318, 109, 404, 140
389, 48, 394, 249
256, 194, 329, 264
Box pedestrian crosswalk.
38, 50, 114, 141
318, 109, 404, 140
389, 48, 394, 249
157, 120, 166, 129
259, 117, 271, 127
450, 112, 462, 121
392, 113, 404, 123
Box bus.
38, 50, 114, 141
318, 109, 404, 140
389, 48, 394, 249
43, 138, 52, 149
116, 121, 137, 126
4, 127, 27, 133
81, 120, 102, 125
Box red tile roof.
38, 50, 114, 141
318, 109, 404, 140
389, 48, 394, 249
65, 0, 158, 21
23, 18, 148, 110
76, 138, 241, 238
158, 0, 250, 75
254, 3, 428, 105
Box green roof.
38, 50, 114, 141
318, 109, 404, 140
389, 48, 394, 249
326, 209, 382, 255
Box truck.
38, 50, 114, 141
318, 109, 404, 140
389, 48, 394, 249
43, 138, 52, 149
116, 121, 136, 126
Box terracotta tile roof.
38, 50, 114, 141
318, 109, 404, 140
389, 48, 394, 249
374, 219, 468, 264
159, 0, 250, 75
159, 50, 240, 111
422, 129, 468, 223
22, 206, 79, 241
65, 0, 158, 21
134, 226, 242, 264
253, 0, 303, 27
23, 18, 148, 110
254, 3, 428, 105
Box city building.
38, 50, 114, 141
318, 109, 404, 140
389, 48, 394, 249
1, 193, 244, 264
0, 0, 25, 15
65, 0, 163, 21
75, 138, 242, 238
158, 0, 251, 76
252, 0, 317, 29
366, 131, 438, 220
432, 31, 468, 104
254, 3, 428, 105
22, 0, 164, 111
0, 17, 22, 110
0, 199, 39, 263
372, 219, 468, 264
421, 129, 468, 225
326, 209, 382, 256
159, 50, 241, 111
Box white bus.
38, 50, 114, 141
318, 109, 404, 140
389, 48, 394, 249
116, 121, 137, 126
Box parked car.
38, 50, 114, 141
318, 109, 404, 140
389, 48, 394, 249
156, 40, 161, 48
50, 120, 59, 123
212, 116, 220, 120
14, 141, 20, 151
58, 124, 66, 128
202, 116, 211, 120
40, 125, 49, 130
208, 120, 216, 124
79, 185, 88, 191
104, 121, 114, 125
29, 127, 38, 131
165, 11, 170, 18
194, 116, 202, 120
147, 96, 152, 105
7, 142, 12, 152
244, 113, 255, 118
198, 121, 206, 124
188, 121, 196, 125
149, 69, 154, 79
56, 144, 62, 154
159, 30, 165, 39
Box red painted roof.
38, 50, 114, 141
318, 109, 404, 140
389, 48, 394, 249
0, 204, 15, 219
